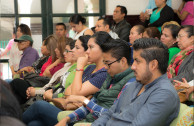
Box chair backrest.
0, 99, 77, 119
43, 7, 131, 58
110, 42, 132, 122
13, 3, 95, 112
170, 103, 194, 126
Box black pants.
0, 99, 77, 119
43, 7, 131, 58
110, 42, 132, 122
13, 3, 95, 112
10, 78, 31, 104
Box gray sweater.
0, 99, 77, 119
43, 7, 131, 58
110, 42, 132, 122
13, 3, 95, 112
92, 74, 180, 126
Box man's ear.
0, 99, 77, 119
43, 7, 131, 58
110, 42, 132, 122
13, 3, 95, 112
121, 12, 125, 17
121, 57, 128, 66
105, 25, 109, 31
149, 59, 158, 71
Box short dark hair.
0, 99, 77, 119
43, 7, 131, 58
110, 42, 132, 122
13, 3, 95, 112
117, 5, 127, 18
66, 39, 76, 50
181, 25, 194, 38
144, 27, 161, 39
56, 23, 66, 30
163, 24, 180, 39
78, 35, 91, 51
18, 24, 32, 36
135, 25, 145, 35
69, 14, 86, 25
101, 39, 131, 65
98, 17, 112, 28
133, 38, 169, 74
91, 31, 112, 48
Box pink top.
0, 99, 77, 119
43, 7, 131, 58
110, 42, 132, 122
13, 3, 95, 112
181, 1, 194, 25
39, 56, 52, 76
6, 39, 14, 50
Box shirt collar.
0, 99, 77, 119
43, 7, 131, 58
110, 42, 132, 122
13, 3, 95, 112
144, 74, 167, 90
112, 67, 133, 83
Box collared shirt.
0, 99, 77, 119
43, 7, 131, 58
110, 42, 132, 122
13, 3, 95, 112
19, 47, 39, 70
108, 30, 119, 39
92, 74, 180, 126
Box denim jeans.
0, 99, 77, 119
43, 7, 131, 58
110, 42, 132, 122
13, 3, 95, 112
22, 100, 62, 126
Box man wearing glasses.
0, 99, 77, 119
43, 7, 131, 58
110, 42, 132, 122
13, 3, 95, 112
56, 39, 135, 125
92, 38, 179, 126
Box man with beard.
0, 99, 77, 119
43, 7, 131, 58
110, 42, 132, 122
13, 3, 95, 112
92, 38, 180, 126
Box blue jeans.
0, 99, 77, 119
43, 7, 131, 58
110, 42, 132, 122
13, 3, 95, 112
22, 100, 62, 126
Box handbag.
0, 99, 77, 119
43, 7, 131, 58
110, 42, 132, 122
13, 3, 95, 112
24, 72, 50, 87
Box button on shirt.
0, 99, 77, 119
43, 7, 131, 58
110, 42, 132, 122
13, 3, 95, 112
19, 47, 39, 70
92, 74, 180, 126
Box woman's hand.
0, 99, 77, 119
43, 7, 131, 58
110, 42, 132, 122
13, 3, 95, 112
174, 78, 190, 88
52, 98, 68, 110
77, 54, 89, 69
144, 11, 150, 20
140, 12, 146, 22
43, 89, 53, 101
26, 87, 36, 99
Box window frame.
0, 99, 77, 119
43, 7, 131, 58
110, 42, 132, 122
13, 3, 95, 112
0, 0, 106, 40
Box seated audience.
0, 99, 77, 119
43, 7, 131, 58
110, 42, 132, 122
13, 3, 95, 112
92, 38, 180, 126
14, 35, 39, 71
143, 27, 161, 39
161, 23, 181, 64
56, 39, 136, 125
22, 32, 111, 126
69, 14, 94, 40
174, 0, 194, 25
140, 0, 172, 22
43, 37, 67, 78
9, 24, 31, 77
112, 5, 131, 42
55, 23, 67, 38
167, 25, 194, 83
143, 0, 174, 32
26, 40, 76, 101
42, 36, 92, 104
10, 35, 58, 104
95, 17, 119, 39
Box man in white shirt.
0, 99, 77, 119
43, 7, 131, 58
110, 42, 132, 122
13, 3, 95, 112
95, 17, 119, 39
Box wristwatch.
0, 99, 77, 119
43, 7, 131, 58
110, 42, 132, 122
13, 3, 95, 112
83, 99, 90, 106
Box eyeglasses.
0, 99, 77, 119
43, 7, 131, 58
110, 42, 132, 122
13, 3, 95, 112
103, 58, 121, 68
64, 49, 73, 53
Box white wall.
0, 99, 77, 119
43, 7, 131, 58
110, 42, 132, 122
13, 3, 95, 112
106, 0, 182, 15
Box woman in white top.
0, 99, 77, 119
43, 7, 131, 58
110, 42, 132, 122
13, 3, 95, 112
69, 14, 94, 40
10, 24, 32, 77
